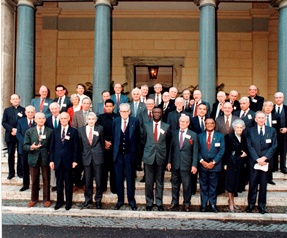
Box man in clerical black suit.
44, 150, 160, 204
246, 111, 277, 214
167, 114, 198, 212
97, 99, 118, 193
2, 94, 26, 179
248, 85, 264, 112
226, 90, 240, 112
159, 91, 175, 123
142, 107, 170, 211
53, 84, 72, 113
16, 105, 36, 191
198, 118, 225, 213
78, 112, 105, 209
112, 103, 139, 210
210, 91, 226, 120
50, 112, 79, 211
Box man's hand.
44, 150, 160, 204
191, 166, 197, 174
11, 128, 17, 136
30, 142, 41, 150
105, 140, 112, 150
49, 162, 54, 170
167, 163, 171, 172
72, 162, 78, 168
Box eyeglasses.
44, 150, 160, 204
120, 110, 129, 113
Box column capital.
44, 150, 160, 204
194, 0, 217, 7
15, 0, 42, 8
271, 0, 287, 8
94, 0, 118, 7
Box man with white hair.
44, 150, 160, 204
210, 91, 227, 119
273, 92, 287, 174
248, 85, 264, 112
31, 85, 53, 118
149, 83, 163, 106
130, 87, 146, 118
226, 90, 240, 112
140, 85, 149, 103
233, 97, 255, 129
189, 89, 211, 117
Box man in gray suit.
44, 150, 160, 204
142, 106, 170, 211
130, 87, 147, 119
78, 112, 105, 209
167, 114, 198, 212
31, 85, 53, 118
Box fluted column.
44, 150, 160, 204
277, 0, 287, 103
93, 0, 117, 111
196, 0, 217, 105
15, 0, 40, 106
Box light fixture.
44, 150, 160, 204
148, 66, 159, 80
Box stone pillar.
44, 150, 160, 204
277, 0, 287, 103
15, 0, 40, 107
93, 0, 116, 111
196, 0, 217, 105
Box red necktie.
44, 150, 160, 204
179, 130, 184, 149
154, 123, 158, 142
207, 132, 211, 150
149, 112, 152, 120
123, 120, 127, 132
40, 99, 44, 112
194, 102, 198, 117
88, 127, 93, 145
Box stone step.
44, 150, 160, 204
2, 184, 287, 206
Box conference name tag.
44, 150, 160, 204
272, 120, 277, 124
65, 135, 70, 140
160, 129, 165, 134
252, 99, 257, 103
248, 115, 252, 119
93, 131, 99, 136
44, 103, 48, 106
185, 135, 191, 139
266, 139, 271, 143
40, 135, 46, 139
62, 104, 67, 107
17, 112, 23, 117
215, 143, 220, 147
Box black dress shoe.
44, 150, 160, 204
65, 205, 71, 211
96, 202, 102, 209
210, 205, 218, 213
18, 175, 23, 178
167, 204, 178, 210
157, 205, 164, 211
258, 206, 266, 214
51, 186, 57, 192
54, 203, 63, 210
146, 206, 152, 211
7, 175, 14, 180
245, 205, 254, 213
200, 205, 207, 212
268, 180, 276, 185
114, 203, 123, 210
139, 177, 145, 183
131, 204, 137, 211
81, 201, 92, 208
281, 169, 287, 174
19, 186, 29, 192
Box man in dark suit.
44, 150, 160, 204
168, 86, 178, 106
198, 118, 225, 213
95, 90, 110, 116
226, 90, 240, 112
97, 99, 118, 193
148, 83, 162, 106
23, 112, 53, 208
190, 103, 208, 134
182, 89, 192, 112
248, 85, 264, 112
140, 84, 149, 103
233, 97, 255, 129
246, 111, 277, 214
130, 87, 147, 119
273, 92, 287, 174
53, 84, 72, 113
2, 94, 26, 179
189, 90, 211, 117
167, 114, 198, 212
78, 112, 105, 209
111, 83, 129, 114
31, 85, 53, 118
142, 107, 170, 211
159, 91, 175, 123
50, 112, 79, 210
16, 105, 36, 191
112, 103, 139, 210
210, 91, 226, 120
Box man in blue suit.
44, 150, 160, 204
31, 85, 53, 118
50, 112, 79, 211
198, 118, 225, 213
16, 105, 36, 191
112, 103, 139, 210
111, 83, 129, 114
246, 111, 277, 214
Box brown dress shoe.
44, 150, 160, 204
43, 201, 51, 207
182, 205, 191, 212
167, 204, 178, 210
28, 200, 38, 207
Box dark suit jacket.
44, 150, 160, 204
159, 101, 176, 123
225, 99, 240, 112
167, 110, 193, 131
112, 116, 140, 162
246, 126, 277, 169
111, 94, 129, 113
130, 101, 146, 119
53, 96, 72, 113
16, 118, 36, 155
198, 131, 225, 172
2, 106, 26, 143
97, 112, 118, 141
72, 110, 87, 129
233, 109, 255, 129
23, 126, 53, 167
50, 126, 79, 170
142, 121, 170, 166
190, 116, 205, 134
215, 115, 240, 135
168, 129, 198, 171
210, 102, 223, 120
78, 125, 105, 166
248, 95, 264, 112
148, 93, 162, 105
272, 104, 287, 127
138, 110, 153, 143
31, 97, 53, 117
189, 101, 211, 117
45, 115, 59, 129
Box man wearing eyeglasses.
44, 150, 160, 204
53, 84, 72, 113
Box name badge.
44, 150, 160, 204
215, 143, 220, 147
266, 139, 271, 143
160, 129, 165, 134
252, 99, 257, 103
185, 134, 191, 139
233, 106, 237, 110
44, 103, 48, 106
17, 112, 23, 117
62, 104, 67, 107
93, 131, 99, 136
248, 114, 252, 119
40, 135, 46, 139
65, 135, 70, 140
272, 120, 277, 124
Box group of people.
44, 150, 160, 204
2, 82, 287, 214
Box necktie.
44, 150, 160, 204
58, 97, 62, 107
54, 117, 58, 128
116, 94, 120, 107
179, 130, 184, 149
61, 128, 65, 144
154, 123, 158, 142
194, 102, 198, 117
260, 127, 263, 136
200, 118, 204, 132
207, 132, 211, 150
88, 127, 93, 145
40, 99, 44, 112
39, 128, 42, 136
163, 104, 167, 112
123, 120, 127, 132
266, 115, 270, 127
134, 102, 138, 116
185, 101, 189, 110
156, 95, 159, 106
225, 116, 230, 133
241, 111, 246, 119
149, 112, 152, 120
277, 106, 280, 114
29, 120, 32, 128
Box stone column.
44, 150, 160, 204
195, 0, 217, 105
93, 0, 117, 111
277, 0, 287, 103
15, 0, 40, 107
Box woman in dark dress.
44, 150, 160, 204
224, 119, 248, 212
